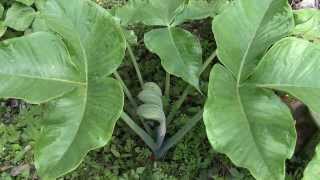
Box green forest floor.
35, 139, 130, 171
0, 0, 317, 179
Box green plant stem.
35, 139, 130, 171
165, 72, 170, 98
166, 50, 217, 125
127, 45, 144, 88
155, 110, 203, 158
201, 50, 217, 73
121, 112, 158, 152
166, 85, 192, 125
114, 71, 138, 107
113, 71, 152, 134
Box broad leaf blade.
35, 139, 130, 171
213, 0, 294, 81
0, 21, 6, 37
250, 38, 320, 116
16, 0, 35, 6
172, 0, 229, 26
293, 9, 320, 42
35, 77, 124, 179
39, 0, 126, 78
115, 0, 185, 26
0, 4, 4, 18
0, 32, 81, 104
303, 143, 320, 180
144, 27, 202, 90
4, 3, 36, 31
204, 65, 296, 180
35, 0, 126, 178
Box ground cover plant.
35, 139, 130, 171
1, 0, 320, 179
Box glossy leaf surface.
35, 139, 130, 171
293, 9, 320, 42
33, 0, 126, 179
115, 0, 221, 26
250, 38, 320, 116
0, 21, 6, 37
0, 4, 4, 17
0, 32, 81, 104
115, 0, 185, 26
172, 0, 226, 26
35, 77, 124, 179
144, 27, 202, 89
16, 0, 35, 6
205, 0, 297, 179
212, 0, 294, 81
4, 3, 36, 31
204, 65, 296, 180
38, 0, 126, 77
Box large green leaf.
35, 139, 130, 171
303, 143, 320, 180
144, 27, 202, 89
0, 3, 4, 18
37, 0, 126, 78
204, 65, 296, 180
4, 3, 36, 31
32, 0, 126, 179
172, 0, 229, 26
250, 38, 320, 116
293, 9, 320, 42
16, 0, 35, 6
115, 0, 185, 26
0, 32, 81, 104
115, 0, 224, 26
205, 0, 297, 179
212, 0, 294, 81
0, 21, 6, 37
35, 77, 124, 179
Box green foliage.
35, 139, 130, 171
4, 3, 36, 31
0, 0, 126, 179
137, 82, 166, 146
0, 33, 80, 103
293, 8, 320, 42
204, 0, 320, 179
1, 0, 320, 179
144, 27, 202, 90
115, 0, 224, 89
15, 0, 34, 6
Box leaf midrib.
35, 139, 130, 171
256, 84, 320, 89
44, 1, 90, 175
167, 27, 188, 75
0, 72, 86, 86
234, 1, 276, 178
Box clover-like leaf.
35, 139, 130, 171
26, 0, 126, 179
303, 143, 320, 180
293, 9, 320, 42
4, 3, 36, 31
144, 27, 202, 90
204, 0, 297, 179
